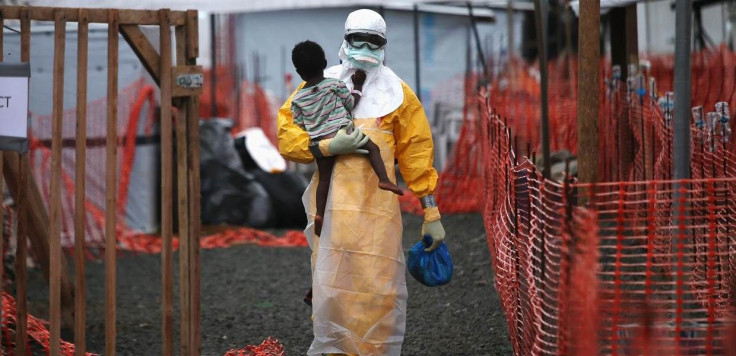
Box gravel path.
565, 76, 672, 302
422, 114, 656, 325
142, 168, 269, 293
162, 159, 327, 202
26, 213, 511, 355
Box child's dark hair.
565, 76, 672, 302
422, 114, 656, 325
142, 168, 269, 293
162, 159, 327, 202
292, 40, 327, 80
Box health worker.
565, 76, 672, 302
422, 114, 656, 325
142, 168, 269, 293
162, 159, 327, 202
277, 9, 446, 356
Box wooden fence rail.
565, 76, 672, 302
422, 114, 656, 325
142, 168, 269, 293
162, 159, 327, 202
0, 5, 201, 355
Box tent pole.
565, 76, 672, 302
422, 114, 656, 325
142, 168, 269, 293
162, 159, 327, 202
210, 13, 217, 118
672, 0, 692, 328
673, 0, 692, 181
507, 0, 514, 60
467, 2, 489, 81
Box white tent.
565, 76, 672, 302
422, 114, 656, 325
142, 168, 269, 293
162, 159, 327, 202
22, 0, 531, 13
223, 3, 519, 171
1, 25, 160, 235
14, 0, 522, 171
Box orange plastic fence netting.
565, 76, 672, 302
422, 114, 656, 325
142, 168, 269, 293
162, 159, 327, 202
223, 337, 285, 356
1, 291, 97, 355
398, 111, 485, 215
475, 47, 736, 179
399, 71, 486, 215
28, 77, 158, 252
475, 60, 736, 354
0, 288, 285, 356
199, 66, 279, 145
117, 228, 307, 254
487, 55, 580, 155
23, 76, 307, 256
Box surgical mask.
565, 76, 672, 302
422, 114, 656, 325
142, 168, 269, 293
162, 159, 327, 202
346, 45, 384, 70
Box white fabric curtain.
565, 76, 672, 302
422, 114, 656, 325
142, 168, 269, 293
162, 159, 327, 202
23, 0, 504, 14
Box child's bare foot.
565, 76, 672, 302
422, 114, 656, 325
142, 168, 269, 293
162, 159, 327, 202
378, 181, 404, 196
314, 215, 323, 236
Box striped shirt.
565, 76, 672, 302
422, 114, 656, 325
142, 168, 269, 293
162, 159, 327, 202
291, 78, 354, 139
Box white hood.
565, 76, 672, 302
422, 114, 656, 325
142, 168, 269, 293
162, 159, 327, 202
324, 63, 403, 119
326, 9, 403, 118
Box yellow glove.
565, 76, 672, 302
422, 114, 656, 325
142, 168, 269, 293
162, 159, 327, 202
421, 205, 445, 252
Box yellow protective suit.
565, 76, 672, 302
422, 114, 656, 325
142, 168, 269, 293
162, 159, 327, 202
277, 81, 438, 355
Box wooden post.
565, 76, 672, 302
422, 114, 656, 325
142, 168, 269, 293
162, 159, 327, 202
1, 9, 75, 337
625, 5, 638, 66
609, 5, 638, 181
186, 10, 201, 354
119, 25, 161, 85
609, 5, 639, 67
175, 23, 191, 356
16, 9, 30, 355
0, 7, 188, 25
209, 13, 217, 118
159, 9, 175, 356
1, 153, 76, 329
74, 9, 89, 356
578, 0, 600, 203
0, 8, 5, 352
105, 9, 119, 356
50, 10, 66, 355
116, 9, 200, 351
0, 6, 198, 353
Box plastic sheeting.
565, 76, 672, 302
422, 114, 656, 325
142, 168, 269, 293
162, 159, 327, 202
234, 135, 309, 229
200, 119, 308, 229
200, 119, 276, 227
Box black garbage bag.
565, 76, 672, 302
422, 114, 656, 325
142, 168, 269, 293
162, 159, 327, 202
199, 119, 276, 227
234, 135, 309, 229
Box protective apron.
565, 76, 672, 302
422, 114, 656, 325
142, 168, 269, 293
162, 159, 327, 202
278, 61, 437, 355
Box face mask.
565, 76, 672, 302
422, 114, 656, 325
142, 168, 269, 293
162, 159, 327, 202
346, 45, 384, 70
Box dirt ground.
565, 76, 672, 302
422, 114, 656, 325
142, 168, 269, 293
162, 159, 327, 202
26, 213, 511, 355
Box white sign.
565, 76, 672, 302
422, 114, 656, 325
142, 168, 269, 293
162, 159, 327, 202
0, 77, 29, 138
0, 63, 30, 153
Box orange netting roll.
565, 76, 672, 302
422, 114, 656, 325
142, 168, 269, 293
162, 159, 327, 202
223, 337, 285, 356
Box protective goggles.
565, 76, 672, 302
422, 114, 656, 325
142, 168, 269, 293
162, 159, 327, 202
345, 33, 387, 50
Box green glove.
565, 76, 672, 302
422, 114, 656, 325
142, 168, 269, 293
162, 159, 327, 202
326, 123, 369, 155
421, 219, 446, 252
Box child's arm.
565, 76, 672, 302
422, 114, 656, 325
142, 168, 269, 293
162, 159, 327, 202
336, 81, 356, 111
350, 70, 366, 108
337, 70, 367, 111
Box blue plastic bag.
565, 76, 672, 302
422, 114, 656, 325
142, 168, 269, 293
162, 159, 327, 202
407, 234, 453, 287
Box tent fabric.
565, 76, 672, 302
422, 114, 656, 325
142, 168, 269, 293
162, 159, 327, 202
23, 0, 501, 14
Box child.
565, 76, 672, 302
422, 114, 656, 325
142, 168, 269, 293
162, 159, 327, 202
290, 40, 403, 238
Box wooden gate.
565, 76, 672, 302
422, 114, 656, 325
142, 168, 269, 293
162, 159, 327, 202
0, 6, 201, 355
